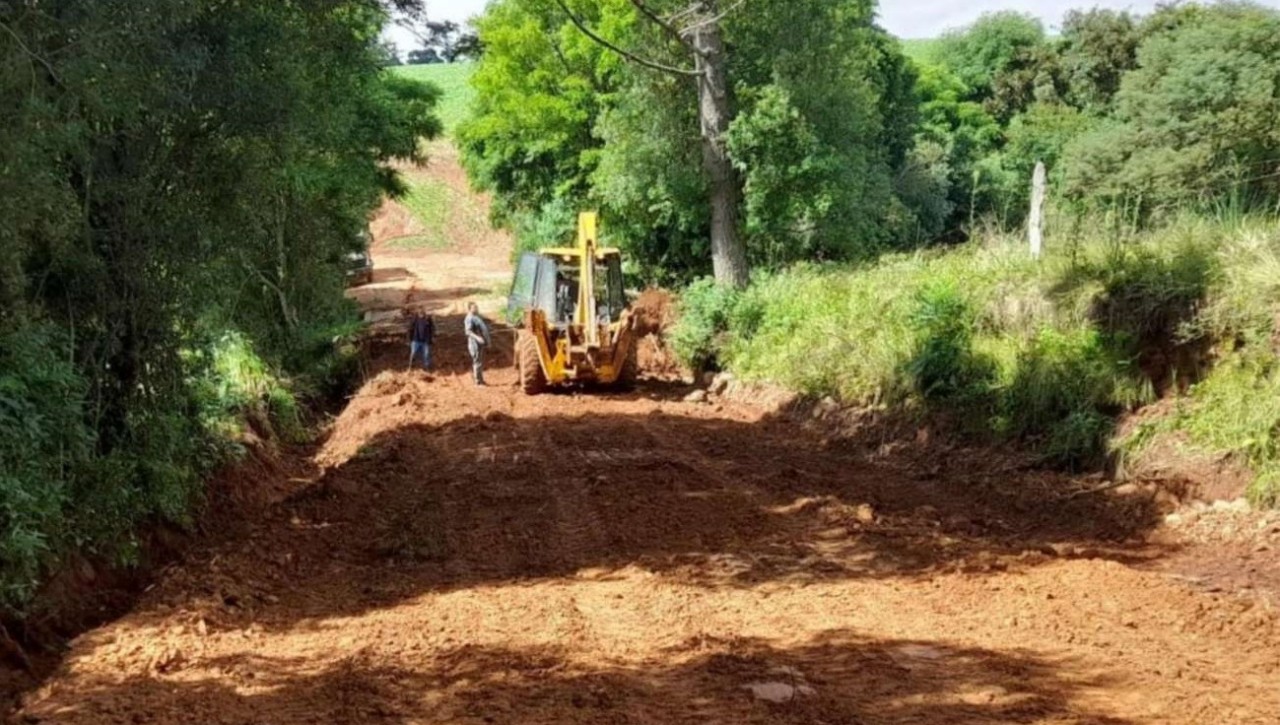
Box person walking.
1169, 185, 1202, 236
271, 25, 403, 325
408, 308, 434, 371
464, 302, 492, 386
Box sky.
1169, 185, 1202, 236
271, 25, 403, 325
385, 0, 1280, 50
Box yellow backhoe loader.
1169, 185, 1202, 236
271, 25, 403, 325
508, 212, 636, 395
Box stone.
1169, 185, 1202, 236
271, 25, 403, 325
743, 682, 815, 703
709, 371, 736, 395
855, 504, 876, 524
684, 390, 708, 404
1212, 498, 1251, 514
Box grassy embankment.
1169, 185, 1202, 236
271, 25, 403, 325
388, 62, 480, 250
675, 218, 1280, 505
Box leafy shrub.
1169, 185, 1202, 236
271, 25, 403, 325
0, 326, 91, 609
906, 281, 994, 402
670, 279, 742, 371
513, 197, 578, 259
999, 328, 1149, 466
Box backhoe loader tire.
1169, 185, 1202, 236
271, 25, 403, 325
518, 332, 546, 395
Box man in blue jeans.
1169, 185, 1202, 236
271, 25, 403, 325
464, 302, 491, 386
408, 309, 434, 371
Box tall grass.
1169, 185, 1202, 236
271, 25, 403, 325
1117, 224, 1280, 504
675, 216, 1280, 479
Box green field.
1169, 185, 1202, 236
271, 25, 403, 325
393, 62, 476, 136
898, 37, 941, 64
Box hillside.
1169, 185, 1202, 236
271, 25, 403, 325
393, 62, 476, 136
899, 37, 941, 63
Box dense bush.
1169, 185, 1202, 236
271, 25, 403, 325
670, 279, 743, 372
0, 1, 439, 613
0, 326, 93, 608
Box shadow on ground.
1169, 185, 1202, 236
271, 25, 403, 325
20, 630, 1131, 724
9, 326, 1175, 723
120, 326, 1165, 637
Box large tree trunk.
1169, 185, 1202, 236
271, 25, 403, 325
691, 13, 749, 289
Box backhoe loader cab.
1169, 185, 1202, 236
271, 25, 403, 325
507, 212, 637, 394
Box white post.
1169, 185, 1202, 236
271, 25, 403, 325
1029, 161, 1046, 259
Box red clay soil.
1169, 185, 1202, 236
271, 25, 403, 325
631, 288, 686, 381
11, 157, 1280, 724
11, 318, 1280, 723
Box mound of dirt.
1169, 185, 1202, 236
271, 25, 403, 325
636, 334, 683, 381
631, 288, 686, 379
631, 288, 677, 338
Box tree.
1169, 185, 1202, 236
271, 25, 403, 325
458, 0, 622, 231
554, 0, 750, 288
1062, 3, 1280, 217
379, 40, 404, 66
408, 47, 443, 64
400, 17, 483, 63
0, 0, 440, 612
1059, 9, 1140, 111
464, 0, 920, 283
911, 61, 1002, 234
933, 11, 1046, 101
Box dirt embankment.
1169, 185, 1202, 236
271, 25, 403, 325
9, 147, 1280, 724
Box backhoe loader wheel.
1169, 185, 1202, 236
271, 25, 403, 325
517, 331, 546, 395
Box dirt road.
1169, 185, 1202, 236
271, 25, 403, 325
13, 150, 1280, 725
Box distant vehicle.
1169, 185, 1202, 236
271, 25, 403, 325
344, 230, 374, 287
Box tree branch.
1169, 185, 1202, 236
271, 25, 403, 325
630, 0, 691, 50
0, 18, 62, 87
677, 0, 745, 38
552, 0, 700, 78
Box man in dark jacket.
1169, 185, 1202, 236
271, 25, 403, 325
408, 309, 434, 371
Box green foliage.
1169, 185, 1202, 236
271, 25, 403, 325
464, 0, 923, 280
670, 279, 742, 371
932, 12, 1046, 99
0, 326, 91, 608
1058, 9, 1141, 110
900, 38, 943, 64
0, 0, 439, 612
1000, 329, 1146, 467
459, 0, 623, 225
393, 62, 477, 136
905, 282, 993, 403
701, 225, 1246, 466
1062, 3, 1280, 217
513, 196, 579, 257
1115, 224, 1280, 503
911, 62, 1002, 233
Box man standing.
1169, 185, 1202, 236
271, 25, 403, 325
408, 308, 434, 371
464, 302, 492, 386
